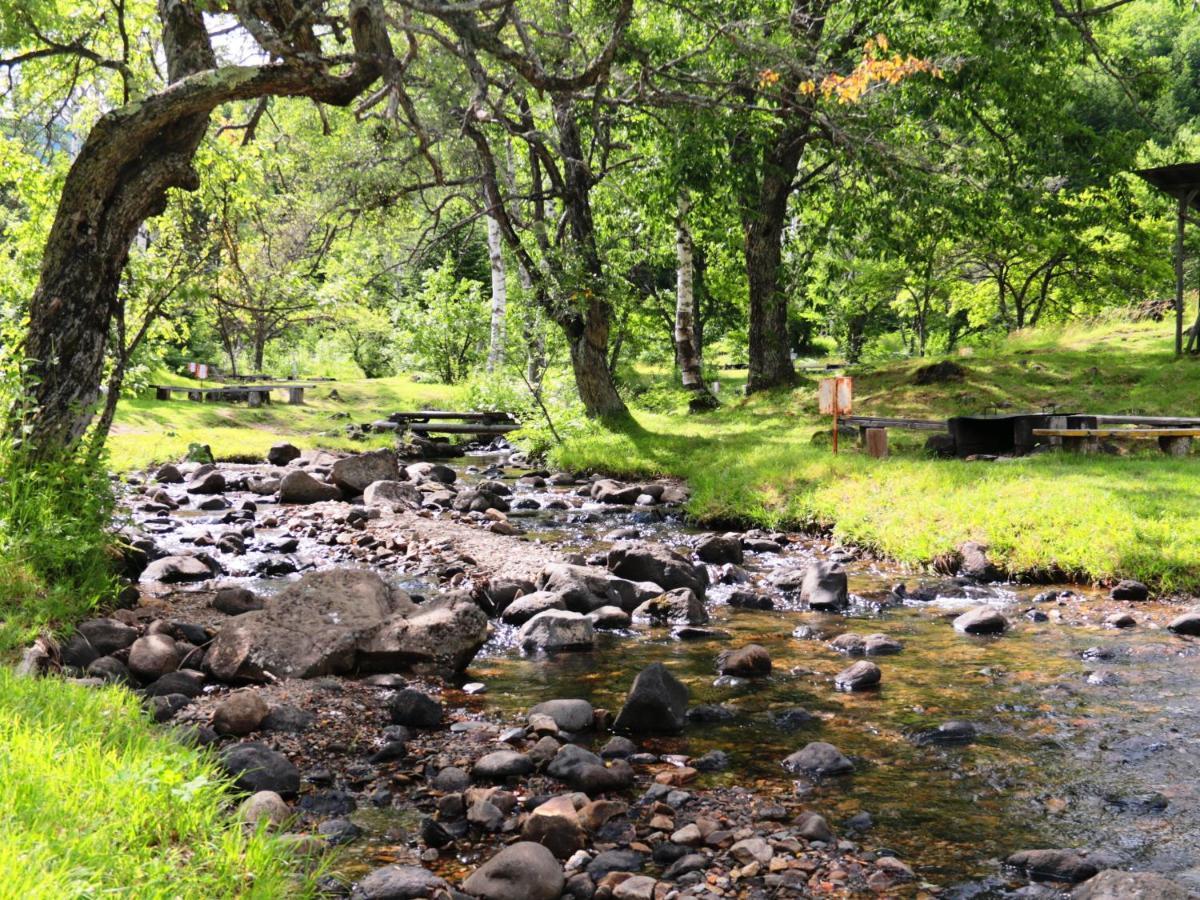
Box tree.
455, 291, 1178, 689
4, 0, 392, 457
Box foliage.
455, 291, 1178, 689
399, 255, 488, 384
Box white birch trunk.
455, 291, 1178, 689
486, 211, 507, 372
675, 190, 706, 392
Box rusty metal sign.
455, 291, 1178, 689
818, 376, 853, 454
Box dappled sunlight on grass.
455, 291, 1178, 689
555, 321, 1200, 590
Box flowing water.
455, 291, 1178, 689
133, 453, 1200, 894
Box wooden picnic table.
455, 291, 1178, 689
388, 410, 517, 423
385, 409, 519, 437
151, 383, 316, 406
1033, 426, 1200, 456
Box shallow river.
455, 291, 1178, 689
138, 452, 1200, 895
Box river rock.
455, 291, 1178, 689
799, 561, 849, 609
141, 554, 216, 584
406, 462, 457, 484
613, 662, 689, 734
1105, 612, 1136, 629
155, 463, 184, 483
187, 471, 226, 495
127, 633, 180, 680
358, 593, 488, 674
462, 842, 565, 900
279, 470, 342, 504
1110, 580, 1149, 601
911, 720, 977, 745
1168, 612, 1200, 636
237, 790, 292, 829
607, 542, 706, 598
363, 480, 423, 509
1006, 849, 1100, 883
835, 660, 881, 691
716, 644, 771, 677
530, 699, 594, 733
353, 864, 449, 900
221, 742, 300, 796
501, 591, 567, 625
959, 541, 1001, 581
522, 795, 587, 858
794, 810, 834, 842
267, 443, 301, 466
518, 610, 595, 654
332, 450, 401, 493
592, 479, 644, 504
632, 588, 708, 625
537, 563, 651, 613
589, 606, 632, 628
474, 750, 535, 781
212, 586, 264, 615
78, 618, 137, 656
213, 691, 269, 735
389, 689, 443, 728
59, 633, 99, 670
1071, 870, 1192, 899
696, 533, 743, 565
782, 741, 854, 777
953, 606, 1009, 635
87, 655, 132, 685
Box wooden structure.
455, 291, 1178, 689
152, 383, 315, 406
1137, 164, 1200, 355
387, 410, 519, 437
1033, 426, 1200, 455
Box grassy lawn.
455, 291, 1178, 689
0, 670, 313, 899
552, 320, 1200, 592
108, 374, 461, 471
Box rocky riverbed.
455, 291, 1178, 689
23, 441, 1200, 899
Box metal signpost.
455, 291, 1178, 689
818, 376, 853, 454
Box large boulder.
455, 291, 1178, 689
632, 588, 708, 626
220, 743, 300, 796
607, 542, 706, 597
352, 865, 449, 900
518, 610, 595, 654
279, 470, 342, 504
953, 606, 1009, 635
799, 561, 848, 610
206, 569, 407, 681
529, 699, 594, 733
613, 662, 688, 734
140, 554, 217, 584
1072, 870, 1192, 899
716, 644, 771, 677
358, 594, 488, 674
782, 741, 853, 777
501, 591, 567, 625
696, 533, 743, 565
1006, 849, 1100, 884
363, 480, 423, 510
537, 563, 651, 613
332, 450, 401, 494
462, 842, 565, 900
267, 443, 301, 466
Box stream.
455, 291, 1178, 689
130, 449, 1200, 896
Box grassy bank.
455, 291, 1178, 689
108, 374, 460, 471
0, 448, 311, 898
0, 671, 311, 899
551, 320, 1200, 592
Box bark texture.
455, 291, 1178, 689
485, 210, 508, 372
15, 0, 391, 456
674, 191, 716, 410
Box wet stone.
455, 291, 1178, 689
834, 660, 881, 691
782, 741, 853, 777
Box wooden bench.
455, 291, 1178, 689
838, 415, 950, 458
387, 410, 519, 437
151, 383, 316, 406
1032, 427, 1200, 455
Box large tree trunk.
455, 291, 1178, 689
485, 211, 508, 373
11, 0, 390, 458
741, 142, 801, 393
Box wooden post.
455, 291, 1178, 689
248, 390, 263, 408
187, 390, 202, 402
1159, 435, 1191, 457
288, 387, 304, 405
155, 386, 171, 401
865, 427, 889, 459
1177, 194, 1187, 357
1047, 415, 1066, 448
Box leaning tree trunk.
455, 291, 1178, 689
674, 191, 717, 410
485, 211, 508, 373
10, 0, 390, 459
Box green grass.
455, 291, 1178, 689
0, 670, 314, 899
551, 319, 1200, 591
108, 374, 461, 470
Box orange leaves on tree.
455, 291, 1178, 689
810, 34, 940, 104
